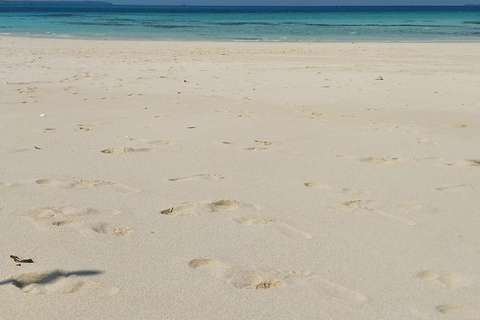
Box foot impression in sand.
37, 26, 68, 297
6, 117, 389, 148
189, 258, 310, 290
189, 258, 367, 302
160, 199, 243, 217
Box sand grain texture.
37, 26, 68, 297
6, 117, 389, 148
0, 37, 478, 320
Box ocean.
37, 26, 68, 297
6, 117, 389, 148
0, 5, 479, 42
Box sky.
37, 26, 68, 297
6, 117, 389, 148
23, 0, 480, 5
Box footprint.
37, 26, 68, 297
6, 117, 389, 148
350, 156, 419, 165
35, 178, 139, 193
333, 200, 376, 212
77, 124, 93, 132
235, 217, 312, 239
147, 140, 174, 146
67, 180, 114, 188
221, 141, 278, 152
436, 304, 477, 316
310, 111, 327, 118
168, 174, 229, 182
65, 179, 140, 193
9, 270, 119, 295
436, 185, 480, 192
189, 258, 310, 290
417, 138, 439, 146
35, 179, 59, 185
0, 181, 20, 188
447, 159, 480, 167
416, 270, 468, 289
52, 220, 76, 227
189, 258, 221, 269
333, 200, 417, 226
128, 138, 174, 146
363, 156, 419, 164
304, 183, 370, 194
242, 140, 279, 151
358, 157, 394, 164
237, 110, 252, 117
160, 199, 240, 217
28, 206, 122, 234
63, 86, 77, 93
373, 123, 418, 134
189, 258, 366, 301
16, 86, 37, 94
304, 182, 325, 188
100, 147, 154, 154
91, 222, 133, 237
254, 140, 277, 146
32, 206, 119, 220
341, 154, 442, 165
244, 147, 268, 151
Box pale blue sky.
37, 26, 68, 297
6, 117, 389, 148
24, 0, 480, 5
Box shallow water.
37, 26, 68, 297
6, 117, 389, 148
1, 5, 479, 42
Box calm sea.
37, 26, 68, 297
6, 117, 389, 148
0, 5, 479, 42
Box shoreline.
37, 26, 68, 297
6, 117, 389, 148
2, 33, 480, 44
2, 32, 480, 43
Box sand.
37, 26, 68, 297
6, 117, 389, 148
0, 37, 479, 319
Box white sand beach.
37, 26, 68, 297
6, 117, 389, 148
0, 37, 479, 319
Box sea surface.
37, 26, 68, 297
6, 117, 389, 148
0, 5, 479, 42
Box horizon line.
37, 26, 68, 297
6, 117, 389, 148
0, 1, 479, 6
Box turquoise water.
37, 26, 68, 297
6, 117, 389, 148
0, 5, 479, 42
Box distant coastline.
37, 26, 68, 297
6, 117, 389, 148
1, 2, 479, 7
0, 1, 113, 5
0, 1, 479, 7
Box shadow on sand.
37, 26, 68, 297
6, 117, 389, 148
0, 269, 103, 288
